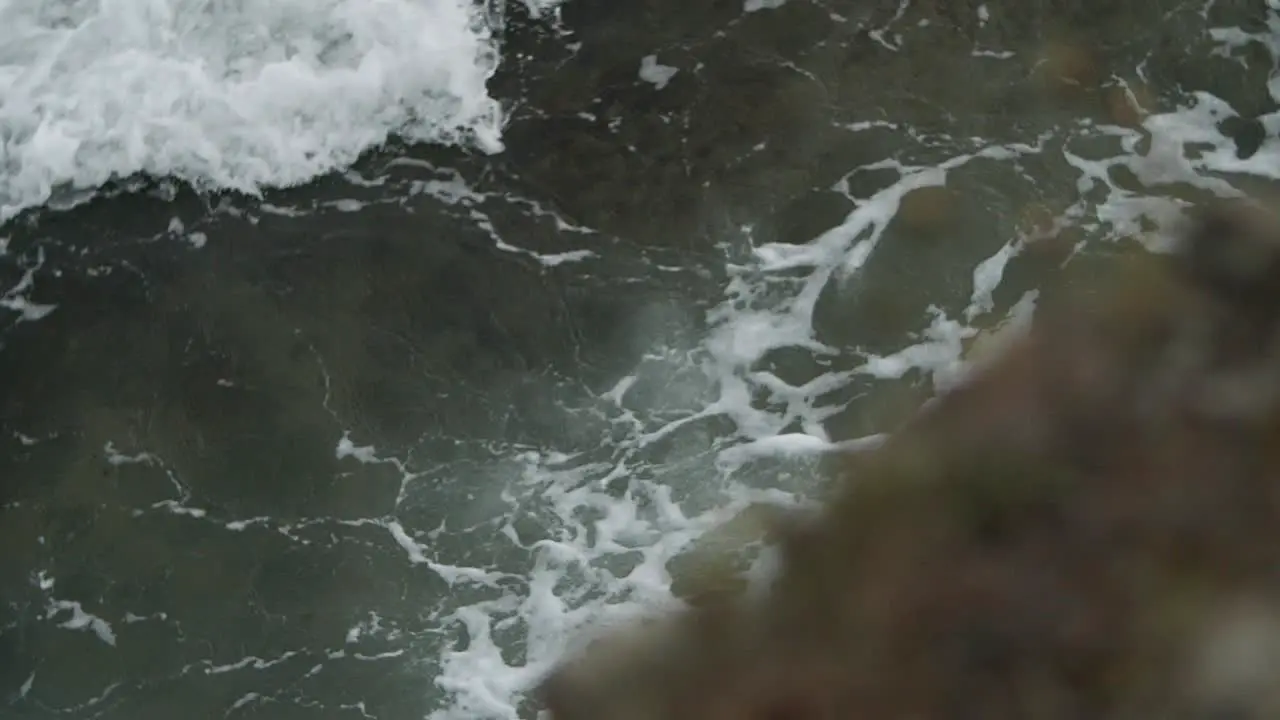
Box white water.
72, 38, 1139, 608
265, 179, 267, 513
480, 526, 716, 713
0, 0, 506, 225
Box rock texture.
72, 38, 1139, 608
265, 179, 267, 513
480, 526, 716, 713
538, 198, 1280, 720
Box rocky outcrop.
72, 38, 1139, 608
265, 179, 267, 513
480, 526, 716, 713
538, 198, 1280, 720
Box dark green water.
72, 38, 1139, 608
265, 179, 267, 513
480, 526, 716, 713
3, 0, 1280, 718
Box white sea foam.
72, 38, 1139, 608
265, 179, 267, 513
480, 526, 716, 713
744, 0, 787, 12
423, 145, 1051, 718
638, 55, 678, 89
0, 0, 507, 225
47, 599, 117, 646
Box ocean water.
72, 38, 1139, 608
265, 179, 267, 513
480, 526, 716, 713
3, 0, 1280, 718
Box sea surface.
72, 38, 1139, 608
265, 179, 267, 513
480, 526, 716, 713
3, 0, 1280, 718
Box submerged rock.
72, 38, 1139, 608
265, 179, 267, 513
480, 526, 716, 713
537, 198, 1280, 720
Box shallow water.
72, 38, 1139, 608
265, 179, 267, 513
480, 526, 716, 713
4, 0, 1280, 718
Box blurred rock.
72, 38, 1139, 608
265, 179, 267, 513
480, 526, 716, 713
666, 502, 793, 607
897, 186, 958, 234
1036, 39, 1101, 96
537, 197, 1280, 720
1103, 79, 1154, 129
